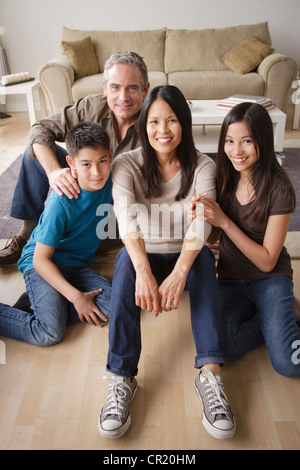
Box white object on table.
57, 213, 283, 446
0, 79, 47, 126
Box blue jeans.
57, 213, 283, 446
0, 266, 111, 346
10, 143, 68, 222
219, 277, 300, 377
106, 246, 225, 378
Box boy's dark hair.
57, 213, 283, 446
66, 122, 110, 157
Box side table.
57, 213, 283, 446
190, 100, 286, 153
0, 79, 47, 126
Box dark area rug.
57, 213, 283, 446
0, 148, 299, 240
0, 155, 22, 238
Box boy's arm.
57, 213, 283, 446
32, 242, 107, 325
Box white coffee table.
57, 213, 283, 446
190, 100, 286, 153
0, 79, 47, 126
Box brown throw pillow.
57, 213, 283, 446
222, 36, 275, 74
61, 36, 99, 80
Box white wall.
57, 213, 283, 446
1, 0, 299, 111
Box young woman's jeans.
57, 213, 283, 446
0, 266, 111, 346
106, 246, 225, 378
9, 143, 68, 222
218, 276, 300, 377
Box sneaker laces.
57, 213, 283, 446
201, 367, 231, 421
102, 376, 132, 421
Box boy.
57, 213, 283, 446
0, 122, 113, 346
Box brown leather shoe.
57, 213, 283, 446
0, 233, 27, 266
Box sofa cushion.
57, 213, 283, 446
61, 26, 166, 72
61, 36, 99, 80
164, 22, 272, 73
167, 70, 264, 101
222, 36, 275, 74
72, 73, 104, 102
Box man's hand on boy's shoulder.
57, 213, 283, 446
49, 167, 80, 199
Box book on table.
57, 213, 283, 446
216, 94, 275, 111
228, 94, 268, 103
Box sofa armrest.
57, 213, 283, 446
257, 53, 298, 111
37, 56, 75, 114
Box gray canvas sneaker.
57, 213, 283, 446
195, 367, 236, 439
98, 375, 138, 438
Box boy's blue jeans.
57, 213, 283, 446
219, 276, 300, 377
106, 246, 225, 378
0, 266, 111, 346
10, 143, 68, 222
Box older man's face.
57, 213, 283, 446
103, 63, 149, 125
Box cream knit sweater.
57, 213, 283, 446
112, 147, 216, 254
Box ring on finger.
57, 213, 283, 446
166, 300, 173, 308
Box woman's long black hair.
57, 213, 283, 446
216, 102, 296, 223
139, 85, 198, 200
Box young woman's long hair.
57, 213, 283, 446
216, 102, 296, 223
139, 85, 198, 200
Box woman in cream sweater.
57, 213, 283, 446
98, 86, 236, 441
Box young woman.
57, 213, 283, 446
192, 102, 300, 378
98, 86, 236, 441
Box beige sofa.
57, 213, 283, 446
38, 22, 298, 114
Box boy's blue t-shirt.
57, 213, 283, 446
18, 175, 113, 276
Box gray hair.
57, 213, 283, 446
103, 51, 148, 91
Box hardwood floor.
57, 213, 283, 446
0, 109, 299, 451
